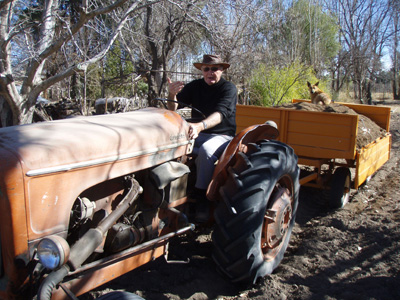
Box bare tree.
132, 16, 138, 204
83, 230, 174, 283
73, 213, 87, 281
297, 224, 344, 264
0, 0, 159, 126
119, 0, 207, 103
390, 0, 400, 100
119, 0, 268, 103
328, 0, 393, 103
186, 0, 270, 91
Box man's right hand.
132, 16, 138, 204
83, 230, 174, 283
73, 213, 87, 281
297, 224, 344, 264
167, 78, 184, 111
167, 78, 184, 99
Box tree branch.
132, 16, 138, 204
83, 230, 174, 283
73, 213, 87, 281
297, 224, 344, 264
31, 0, 160, 101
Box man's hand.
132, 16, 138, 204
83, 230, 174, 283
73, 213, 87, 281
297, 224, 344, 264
188, 123, 202, 139
167, 77, 184, 96
187, 112, 223, 139
167, 78, 184, 111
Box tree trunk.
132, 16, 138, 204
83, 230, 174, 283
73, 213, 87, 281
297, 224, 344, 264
0, 97, 13, 128
393, 9, 399, 100
366, 80, 372, 105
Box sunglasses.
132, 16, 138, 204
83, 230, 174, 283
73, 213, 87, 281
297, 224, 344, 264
202, 66, 221, 72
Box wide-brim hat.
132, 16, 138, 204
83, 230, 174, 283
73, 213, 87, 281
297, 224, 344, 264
193, 54, 230, 70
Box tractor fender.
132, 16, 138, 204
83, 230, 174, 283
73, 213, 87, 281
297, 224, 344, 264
207, 123, 279, 201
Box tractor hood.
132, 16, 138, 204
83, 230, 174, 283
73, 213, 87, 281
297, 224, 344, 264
0, 108, 192, 292
0, 108, 192, 176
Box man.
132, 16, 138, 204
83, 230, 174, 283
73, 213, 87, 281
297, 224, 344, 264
167, 54, 237, 222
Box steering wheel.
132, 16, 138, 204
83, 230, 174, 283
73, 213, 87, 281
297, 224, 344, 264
154, 98, 206, 121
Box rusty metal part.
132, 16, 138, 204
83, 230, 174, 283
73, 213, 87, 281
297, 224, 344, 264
263, 190, 292, 248
68, 176, 142, 270
38, 176, 142, 300
58, 283, 79, 300
261, 177, 294, 261
68, 223, 195, 275
104, 223, 146, 253
163, 205, 190, 227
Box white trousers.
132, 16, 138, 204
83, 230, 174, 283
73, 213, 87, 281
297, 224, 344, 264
193, 133, 232, 190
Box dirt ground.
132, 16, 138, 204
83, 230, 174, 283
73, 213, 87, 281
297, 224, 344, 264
84, 102, 400, 300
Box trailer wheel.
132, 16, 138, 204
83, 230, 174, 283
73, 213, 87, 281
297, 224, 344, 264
212, 140, 300, 284
96, 291, 145, 300
329, 167, 351, 209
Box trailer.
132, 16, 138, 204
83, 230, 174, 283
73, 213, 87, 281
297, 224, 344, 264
236, 99, 392, 209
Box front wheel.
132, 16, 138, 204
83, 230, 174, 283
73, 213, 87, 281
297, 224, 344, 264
212, 140, 300, 284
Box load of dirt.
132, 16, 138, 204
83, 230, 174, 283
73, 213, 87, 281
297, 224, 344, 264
279, 102, 387, 150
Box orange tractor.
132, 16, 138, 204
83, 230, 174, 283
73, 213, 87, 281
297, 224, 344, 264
0, 104, 299, 299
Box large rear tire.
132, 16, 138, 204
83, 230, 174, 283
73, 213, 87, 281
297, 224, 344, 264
212, 140, 300, 284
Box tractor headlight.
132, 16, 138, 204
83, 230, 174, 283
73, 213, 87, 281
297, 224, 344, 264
37, 235, 70, 270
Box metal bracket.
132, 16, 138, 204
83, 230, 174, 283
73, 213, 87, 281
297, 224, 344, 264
59, 283, 80, 300
164, 239, 191, 264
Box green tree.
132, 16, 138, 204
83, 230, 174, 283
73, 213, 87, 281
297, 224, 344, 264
103, 40, 135, 97
86, 63, 103, 101
263, 0, 339, 76
286, 0, 339, 74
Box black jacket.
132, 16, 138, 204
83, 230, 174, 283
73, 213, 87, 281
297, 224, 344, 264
177, 77, 237, 136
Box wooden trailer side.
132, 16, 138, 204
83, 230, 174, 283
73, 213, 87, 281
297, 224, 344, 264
292, 99, 391, 131
291, 99, 392, 188
354, 134, 391, 189
236, 104, 358, 160
237, 102, 392, 189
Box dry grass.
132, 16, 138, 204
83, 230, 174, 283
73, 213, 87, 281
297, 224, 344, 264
372, 92, 394, 101
335, 91, 394, 103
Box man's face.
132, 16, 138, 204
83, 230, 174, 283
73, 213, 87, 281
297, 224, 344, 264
201, 65, 223, 85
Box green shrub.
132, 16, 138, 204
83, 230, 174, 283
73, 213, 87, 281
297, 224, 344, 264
248, 62, 323, 106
